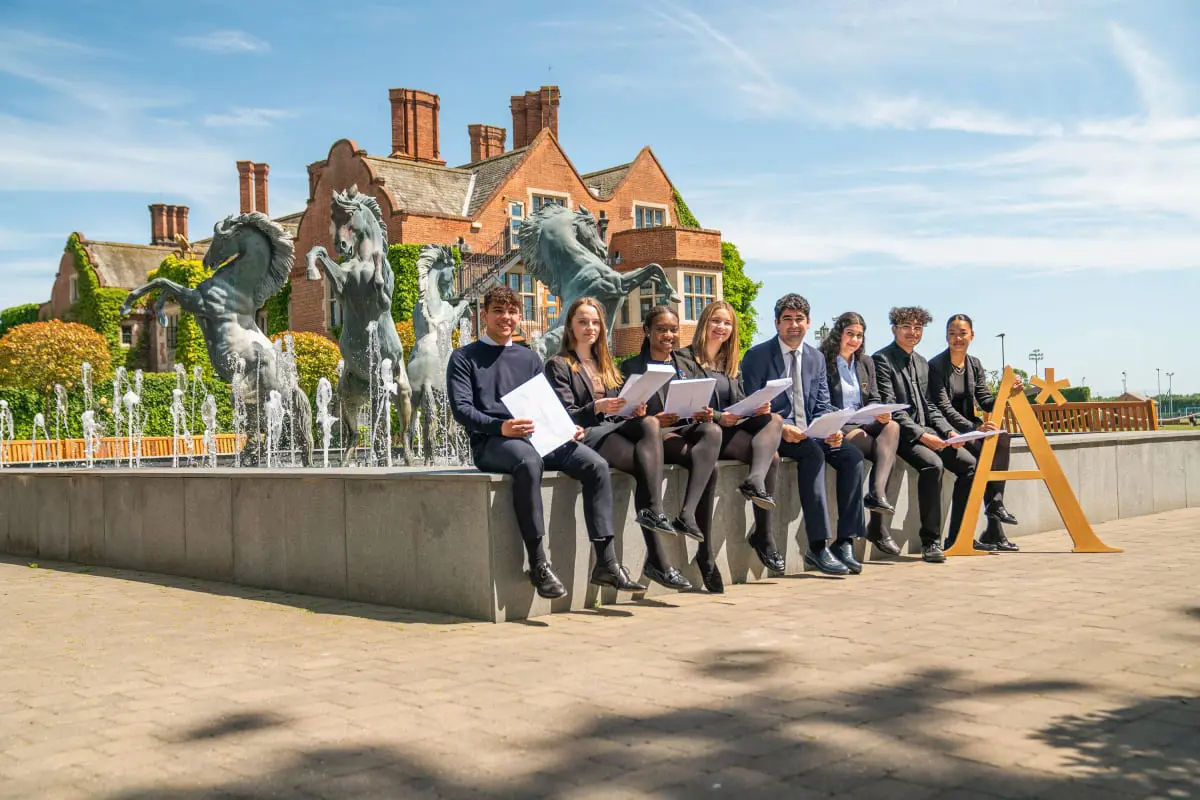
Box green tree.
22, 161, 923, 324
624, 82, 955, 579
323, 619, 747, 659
720, 242, 762, 352
0, 304, 40, 337
144, 255, 215, 372
65, 233, 128, 358
672, 188, 701, 229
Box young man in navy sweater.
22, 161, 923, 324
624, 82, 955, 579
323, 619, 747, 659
446, 285, 644, 599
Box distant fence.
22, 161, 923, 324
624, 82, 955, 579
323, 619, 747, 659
1004, 400, 1159, 434
0, 434, 246, 465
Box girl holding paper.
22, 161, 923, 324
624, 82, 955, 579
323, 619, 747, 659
818, 312, 903, 541
620, 305, 724, 589
675, 301, 786, 590
545, 297, 693, 591
928, 314, 1023, 552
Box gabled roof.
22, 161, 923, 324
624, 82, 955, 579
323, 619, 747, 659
274, 211, 304, 238
83, 241, 184, 290
458, 147, 530, 216
581, 163, 632, 200
363, 156, 474, 218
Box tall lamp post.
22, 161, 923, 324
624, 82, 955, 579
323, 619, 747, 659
1122, 371, 1128, 395
996, 332, 1006, 368
1156, 368, 1162, 411
1028, 348, 1044, 379
1167, 372, 1175, 417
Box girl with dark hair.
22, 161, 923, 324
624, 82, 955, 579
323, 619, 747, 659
620, 305, 724, 589
819, 312, 902, 538
674, 300, 785, 592
928, 314, 1023, 551
544, 298, 692, 590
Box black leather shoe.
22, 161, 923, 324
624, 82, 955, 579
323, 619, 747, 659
590, 562, 648, 592
972, 538, 998, 552
921, 543, 947, 563
642, 562, 692, 591
988, 531, 1020, 552
831, 540, 863, 574
986, 503, 1019, 526
636, 509, 679, 537
670, 516, 705, 542
529, 562, 566, 599
867, 533, 902, 557
738, 481, 777, 510
748, 536, 785, 573
699, 563, 724, 594
864, 494, 896, 514
804, 547, 850, 576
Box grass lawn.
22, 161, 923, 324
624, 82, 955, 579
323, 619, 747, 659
1160, 423, 1200, 431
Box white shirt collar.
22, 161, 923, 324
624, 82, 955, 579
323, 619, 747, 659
481, 331, 513, 347
779, 337, 804, 358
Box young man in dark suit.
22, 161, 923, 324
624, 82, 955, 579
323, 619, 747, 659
742, 294, 867, 576
871, 306, 976, 563
446, 285, 645, 599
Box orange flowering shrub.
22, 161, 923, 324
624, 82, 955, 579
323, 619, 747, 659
0, 320, 113, 393
270, 330, 341, 398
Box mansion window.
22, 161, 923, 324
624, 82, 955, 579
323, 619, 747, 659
68, 275, 79, 303
505, 272, 537, 321
508, 201, 524, 250
120, 324, 133, 348
532, 194, 566, 213
639, 286, 675, 321
326, 280, 343, 329
683, 274, 716, 321
164, 314, 178, 352
546, 294, 561, 321
635, 205, 666, 229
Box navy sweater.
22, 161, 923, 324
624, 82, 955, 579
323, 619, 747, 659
446, 340, 543, 450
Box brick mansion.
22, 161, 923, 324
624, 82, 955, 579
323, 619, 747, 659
42, 86, 726, 367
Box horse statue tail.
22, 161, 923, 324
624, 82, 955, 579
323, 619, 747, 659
292, 386, 315, 467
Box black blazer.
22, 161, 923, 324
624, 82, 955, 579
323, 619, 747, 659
825, 352, 882, 411
927, 350, 996, 434
619, 346, 687, 416
673, 345, 745, 413
544, 354, 618, 428
872, 342, 954, 445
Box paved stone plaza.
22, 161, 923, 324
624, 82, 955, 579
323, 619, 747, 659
1, 509, 1198, 800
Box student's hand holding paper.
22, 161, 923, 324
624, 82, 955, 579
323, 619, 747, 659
631, 403, 647, 418
656, 412, 679, 426
718, 411, 743, 427
755, 403, 771, 416
876, 413, 893, 425
827, 430, 843, 448
694, 407, 715, 423
502, 418, 535, 438
594, 397, 627, 415
978, 419, 999, 432
781, 424, 807, 443
573, 426, 585, 441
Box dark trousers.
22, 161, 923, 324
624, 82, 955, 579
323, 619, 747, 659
473, 436, 614, 549
965, 432, 1010, 508
778, 437, 866, 544
897, 441, 976, 546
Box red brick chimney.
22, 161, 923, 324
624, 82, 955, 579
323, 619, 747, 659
253, 162, 269, 216
510, 86, 560, 148
389, 88, 445, 165
150, 204, 189, 245
149, 203, 169, 245
237, 160, 254, 214
468, 124, 506, 162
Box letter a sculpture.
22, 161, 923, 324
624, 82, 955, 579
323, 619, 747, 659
945, 366, 1121, 556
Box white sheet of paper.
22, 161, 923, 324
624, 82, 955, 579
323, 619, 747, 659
616, 364, 675, 417
724, 378, 791, 418
799, 408, 856, 440
500, 374, 579, 457
846, 402, 910, 425
943, 429, 1004, 445
664, 378, 717, 418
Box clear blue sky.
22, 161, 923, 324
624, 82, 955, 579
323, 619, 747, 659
1, 0, 1197, 398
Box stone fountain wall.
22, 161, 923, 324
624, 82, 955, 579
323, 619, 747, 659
1, 431, 1197, 621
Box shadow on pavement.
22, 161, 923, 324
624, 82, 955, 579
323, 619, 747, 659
102, 653, 1200, 799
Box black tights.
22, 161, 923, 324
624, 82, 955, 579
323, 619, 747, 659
597, 416, 670, 568
663, 422, 722, 530
696, 413, 785, 570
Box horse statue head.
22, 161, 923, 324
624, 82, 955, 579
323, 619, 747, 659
416, 244, 458, 306
202, 211, 294, 311
331, 185, 386, 263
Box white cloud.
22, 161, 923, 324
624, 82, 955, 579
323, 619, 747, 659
202, 108, 295, 128
177, 30, 269, 54
1109, 22, 1186, 117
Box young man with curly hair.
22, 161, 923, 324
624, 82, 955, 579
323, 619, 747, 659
871, 306, 976, 563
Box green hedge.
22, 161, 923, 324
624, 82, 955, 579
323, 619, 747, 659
0, 304, 40, 337
1061, 386, 1092, 402
0, 373, 233, 440
145, 256, 214, 373
720, 241, 762, 353
386, 244, 461, 324
672, 188, 701, 229
262, 279, 291, 337
65, 233, 129, 356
